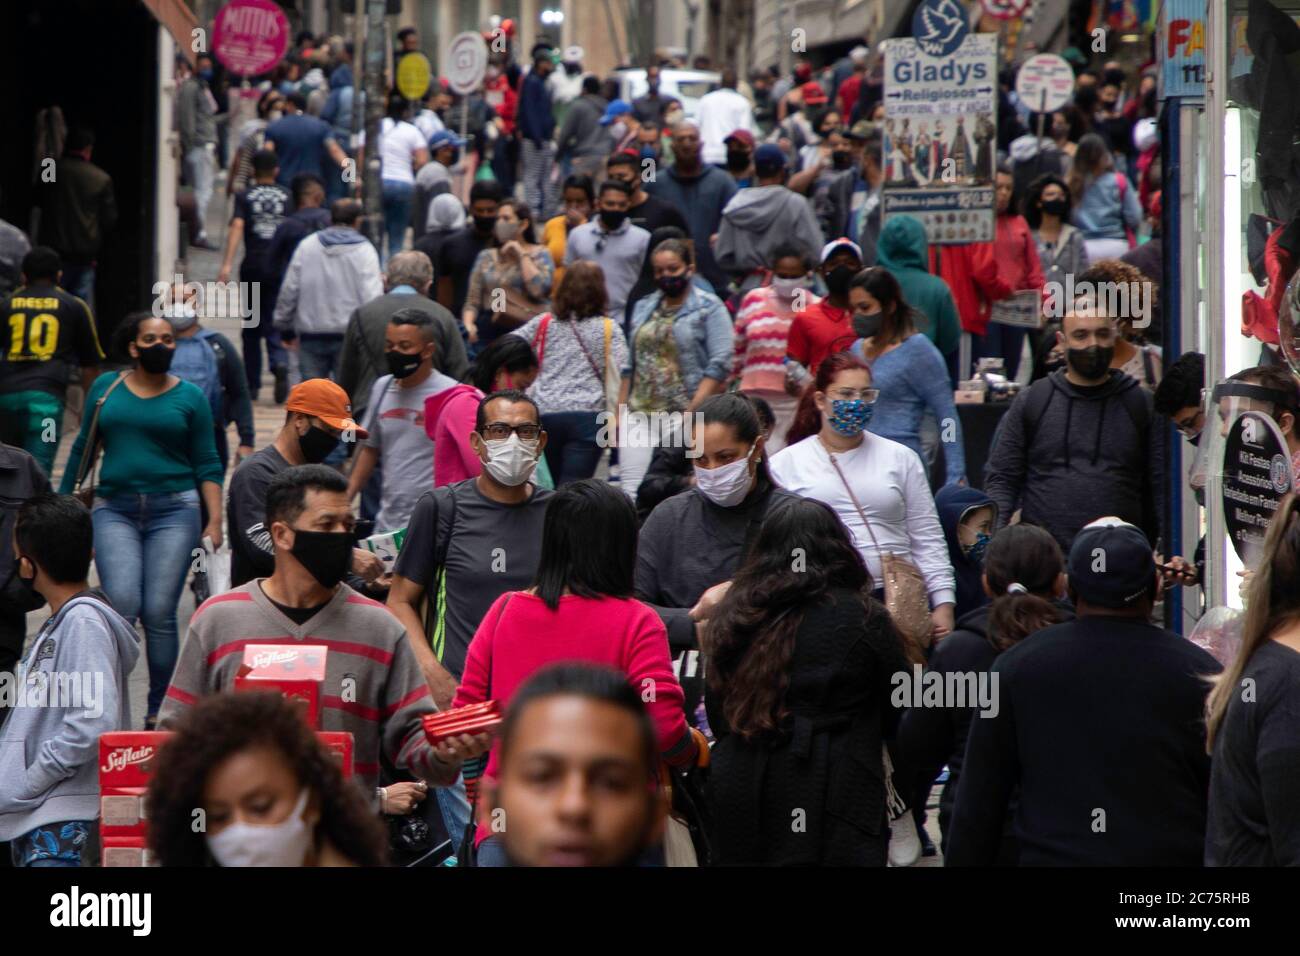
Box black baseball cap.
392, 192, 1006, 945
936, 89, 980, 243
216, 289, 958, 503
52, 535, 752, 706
1068, 518, 1155, 608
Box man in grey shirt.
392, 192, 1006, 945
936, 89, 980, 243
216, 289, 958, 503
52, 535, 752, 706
176, 53, 219, 248
564, 180, 649, 329
345, 310, 458, 532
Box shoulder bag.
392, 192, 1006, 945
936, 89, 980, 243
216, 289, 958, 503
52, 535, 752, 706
822, 442, 933, 663
72, 371, 129, 508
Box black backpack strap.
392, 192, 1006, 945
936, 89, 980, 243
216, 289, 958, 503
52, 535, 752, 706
1018, 377, 1057, 450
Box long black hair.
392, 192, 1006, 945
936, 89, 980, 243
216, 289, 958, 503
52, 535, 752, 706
705, 497, 882, 739
850, 266, 925, 342
532, 479, 638, 610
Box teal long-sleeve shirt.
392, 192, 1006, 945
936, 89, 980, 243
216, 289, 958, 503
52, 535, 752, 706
60, 372, 223, 496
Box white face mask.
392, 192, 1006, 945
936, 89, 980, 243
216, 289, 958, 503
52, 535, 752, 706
164, 301, 198, 330
206, 788, 313, 867
771, 275, 810, 299
610, 121, 628, 142
482, 433, 540, 487
694, 446, 755, 507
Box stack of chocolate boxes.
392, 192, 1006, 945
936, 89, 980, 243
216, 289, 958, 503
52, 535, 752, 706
98, 644, 355, 866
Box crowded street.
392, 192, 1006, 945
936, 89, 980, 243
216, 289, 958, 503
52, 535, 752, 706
0, 0, 1282, 937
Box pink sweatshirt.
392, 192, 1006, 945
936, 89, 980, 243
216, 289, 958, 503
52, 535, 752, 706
424, 384, 483, 487
454, 592, 694, 788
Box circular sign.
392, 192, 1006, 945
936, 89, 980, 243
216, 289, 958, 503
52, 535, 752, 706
1015, 53, 1074, 114
447, 31, 489, 95
1223, 410, 1294, 568
911, 0, 970, 58
397, 52, 432, 101
212, 0, 290, 78
981, 0, 1032, 20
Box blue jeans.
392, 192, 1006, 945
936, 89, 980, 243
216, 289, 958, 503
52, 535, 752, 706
974, 322, 1027, 381
381, 179, 415, 264
92, 490, 201, 716
541, 411, 603, 486
435, 775, 471, 855
60, 263, 95, 314
298, 333, 345, 381
10, 820, 92, 866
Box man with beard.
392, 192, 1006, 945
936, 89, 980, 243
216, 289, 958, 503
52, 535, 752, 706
644, 122, 737, 292
983, 294, 1164, 554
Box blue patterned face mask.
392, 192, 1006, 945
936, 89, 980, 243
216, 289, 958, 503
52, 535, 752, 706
963, 530, 991, 564
828, 398, 873, 436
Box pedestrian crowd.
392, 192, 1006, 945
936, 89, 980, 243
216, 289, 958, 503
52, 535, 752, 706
0, 27, 1292, 871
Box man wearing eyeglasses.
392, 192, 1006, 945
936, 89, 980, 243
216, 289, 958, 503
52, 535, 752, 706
388, 390, 552, 709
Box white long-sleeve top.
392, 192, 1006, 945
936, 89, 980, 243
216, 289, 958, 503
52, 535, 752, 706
272, 228, 384, 336
769, 434, 956, 606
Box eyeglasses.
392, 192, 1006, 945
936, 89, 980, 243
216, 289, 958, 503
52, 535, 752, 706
481, 422, 542, 441
827, 388, 879, 403
1175, 412, 1204, 438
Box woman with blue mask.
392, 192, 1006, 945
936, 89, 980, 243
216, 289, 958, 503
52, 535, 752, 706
771, 352, 956, 641
846, 266, 966, 487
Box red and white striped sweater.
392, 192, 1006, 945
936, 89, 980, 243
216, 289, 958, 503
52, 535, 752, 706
159, 581, 455, 791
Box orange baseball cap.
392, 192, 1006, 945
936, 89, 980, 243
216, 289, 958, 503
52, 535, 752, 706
285, 379, 368, 439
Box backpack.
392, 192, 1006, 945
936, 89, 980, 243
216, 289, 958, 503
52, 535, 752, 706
1017, 375, 1158, 543
171, 329, 226, 426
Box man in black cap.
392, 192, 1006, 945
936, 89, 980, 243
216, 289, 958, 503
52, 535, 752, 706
946, 518, 1221, 866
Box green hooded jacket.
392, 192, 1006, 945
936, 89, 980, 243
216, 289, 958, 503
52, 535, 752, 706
875, 216, 962, 366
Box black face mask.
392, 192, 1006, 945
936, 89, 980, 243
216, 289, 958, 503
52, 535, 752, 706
824, 265, 856, 297
852, 311, 883, 339
657, 273, 690, 296
298, 425, 341, 464
137, 343, 174, 374
599, 209, 628, 231
473, 215, 497, 236
14, 556, 44, 602
386, 349, 423, 379
725, 150, 750, 172
1066, 344, 1114, 380
831, 151, 853, 170
289, 528, 353, 589
1040, 198, 1069, 218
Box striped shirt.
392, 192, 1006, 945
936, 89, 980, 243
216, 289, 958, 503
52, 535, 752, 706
734, 287, 819, 394
159, 581, 455, 791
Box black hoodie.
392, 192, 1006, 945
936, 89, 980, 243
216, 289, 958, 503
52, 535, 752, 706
983, 368, 1165, 554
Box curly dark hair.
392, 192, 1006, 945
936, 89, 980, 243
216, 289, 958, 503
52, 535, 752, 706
704, 497, 883, 739
146, 692, 389, 867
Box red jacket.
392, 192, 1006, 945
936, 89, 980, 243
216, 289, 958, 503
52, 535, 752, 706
483, 74, 518, 135
994, 213, 1045, 297
929, 242, 1013, 337
1242, 224, 1294, 346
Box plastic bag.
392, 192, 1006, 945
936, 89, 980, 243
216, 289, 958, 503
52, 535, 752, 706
1187, 605, 1244, 669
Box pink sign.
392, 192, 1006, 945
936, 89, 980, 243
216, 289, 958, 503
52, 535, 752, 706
213, 0, 290, 77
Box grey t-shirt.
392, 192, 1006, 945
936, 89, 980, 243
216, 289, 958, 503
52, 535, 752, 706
363, 370, 457, 531
392, 479, 552, 679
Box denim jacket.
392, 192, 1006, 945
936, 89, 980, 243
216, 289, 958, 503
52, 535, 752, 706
624, 286, 734, 396
1071, 171, 1141, 241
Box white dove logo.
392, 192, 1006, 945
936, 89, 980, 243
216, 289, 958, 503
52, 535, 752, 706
915, 0, 967, 57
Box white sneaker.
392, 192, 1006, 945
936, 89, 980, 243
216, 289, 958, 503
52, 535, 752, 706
888, 813, 922, 867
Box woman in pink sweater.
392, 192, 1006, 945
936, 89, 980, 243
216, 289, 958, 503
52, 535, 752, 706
454, 479, 696, 865
424, 335, 540, 486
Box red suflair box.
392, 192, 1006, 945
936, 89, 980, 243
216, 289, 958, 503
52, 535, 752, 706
99, 732, 172, 864
233, 644, 328, 729
421, 700, 502, 745
317, 731, 354, 778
